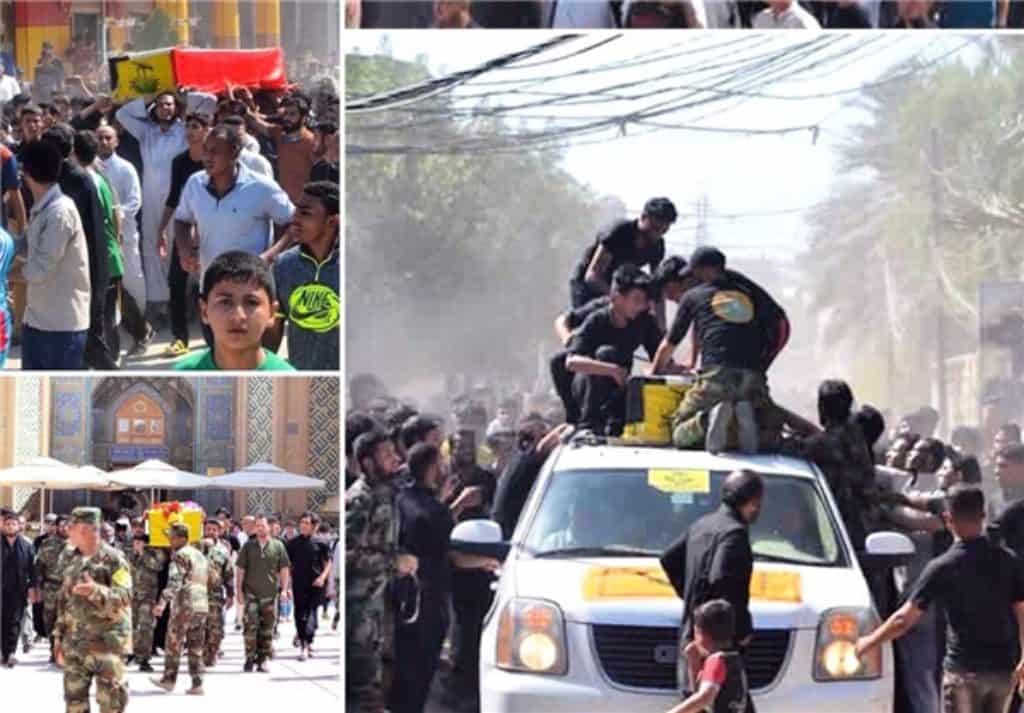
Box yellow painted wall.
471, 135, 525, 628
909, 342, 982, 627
16, 24, 71, 82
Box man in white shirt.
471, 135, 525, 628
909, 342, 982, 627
115, 89, 216, 319
752, 0, 822, 27
96, 124, 152, 355
0, 64, 19, 105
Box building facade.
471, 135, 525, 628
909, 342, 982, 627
1, 0, 338, 80
0, 376, 340, 521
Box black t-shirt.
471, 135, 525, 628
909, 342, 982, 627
225, 534, 241, 554
445, 465, 497, 524
285, 533, 331, 589
667, 275, 771, 371
568, 305, 663, 363
565, 295, 611, 330
824, 2, 872, 27
491, 447, 546, 540
996, 497, 1024, 558
310, 159, 339, 184
910, 536, 1024, 673
571, 219, 665, 286
165, 149, 204, 210
397, 482, 455, 600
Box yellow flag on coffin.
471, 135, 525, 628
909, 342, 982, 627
109, 49, 176, 101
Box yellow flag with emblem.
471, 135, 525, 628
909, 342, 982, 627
109, 48, 176, 101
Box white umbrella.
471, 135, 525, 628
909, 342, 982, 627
107, 459, 211, 490
211, 462, 326, 490
0, 457, 107, 527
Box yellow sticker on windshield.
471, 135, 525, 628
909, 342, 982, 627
648, 469, 710, 494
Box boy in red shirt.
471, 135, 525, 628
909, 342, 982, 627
668, 599, 750, 713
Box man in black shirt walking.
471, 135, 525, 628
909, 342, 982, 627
857, 485, 1024, 713
649, 246, 786, 454
660, 470, 763, 713
157, 112, 210, 358
569, 196, 676, 309
564, 264, 665, 435
285, 511, 332, 661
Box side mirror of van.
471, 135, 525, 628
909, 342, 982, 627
861, 531, 915, 569
450, 519, 510, 561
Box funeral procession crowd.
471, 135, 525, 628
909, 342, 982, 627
346, 196, 1024, 713
0, 43, 339, 371
1, 503, 341, 708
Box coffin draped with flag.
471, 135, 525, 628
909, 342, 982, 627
109, 47, 287, 100
147, 500, 203, 547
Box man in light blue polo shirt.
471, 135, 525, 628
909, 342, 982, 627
172, 123, 294, 345
173, 123, 294, 286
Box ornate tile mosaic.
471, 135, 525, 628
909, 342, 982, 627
306, 377, 339, 512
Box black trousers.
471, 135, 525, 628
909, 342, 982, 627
1, 598, 25, 659
32, 601, 45, 638
450, 571, 494, 700
84, 283, 119, 370
571, 345, 631, 434
391, 596, 448, 713
549, 350, 580, 424
293, 588, 322, 646
168, 242, 190, 345
121, 287, 148, 343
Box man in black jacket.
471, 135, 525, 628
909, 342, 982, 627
1, 509, 37, 668
660, 470, 763, 713
41, 124, 115, 369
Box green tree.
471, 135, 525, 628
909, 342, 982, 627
346, 53, 608, 395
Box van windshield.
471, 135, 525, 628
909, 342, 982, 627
522, 468, 845, 567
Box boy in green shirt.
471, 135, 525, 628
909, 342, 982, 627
175, 250, 296, 371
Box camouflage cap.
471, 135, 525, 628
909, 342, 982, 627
69, 507, 102, 526
166, 522, 190, 539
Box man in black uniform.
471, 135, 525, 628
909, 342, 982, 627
660, 470, 763, 713
649, 247, 787, 454
392, 443, 455, 713
563, 265, 666, 435
568, 197, 676, 309
285, 511, 333, 661
857, 486, 1024, 713
1, 509, 37, 668
552, 258, 689, 424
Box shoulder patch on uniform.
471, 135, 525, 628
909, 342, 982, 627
112, 567, 131, 588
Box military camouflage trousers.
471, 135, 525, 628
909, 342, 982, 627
203, 600, 226, 666
163, 607, 206, 685
131, 597, 157, 660
346, 595, 386, 713
64, 650, 128, 713
243, 594, 277, 664
43, 587, 60, 638
671, 366, 780, 449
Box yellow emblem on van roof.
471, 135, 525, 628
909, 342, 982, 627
581, 566, 802, 603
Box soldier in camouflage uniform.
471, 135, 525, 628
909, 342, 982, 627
127, 525, 167, 672
199, 519, 235, 667
151, 522, 209, 695
35, 514, 70, 663
236, 514, 291, 672
346, 429, 418, 713
52, 507, 133, 713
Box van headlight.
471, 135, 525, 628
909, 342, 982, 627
813, 607, 882, 681
495, 598, 568, 675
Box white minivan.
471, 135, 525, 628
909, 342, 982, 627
452, 439, 914, 713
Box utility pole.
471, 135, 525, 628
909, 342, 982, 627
931, 127, 948, 435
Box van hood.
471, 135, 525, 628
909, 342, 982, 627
509, 556, 872, 631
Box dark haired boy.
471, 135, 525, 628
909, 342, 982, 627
668, 599, 749, 713
564, 263, 664, 435
268, 181, 339, 370
174, 250, 294, 371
